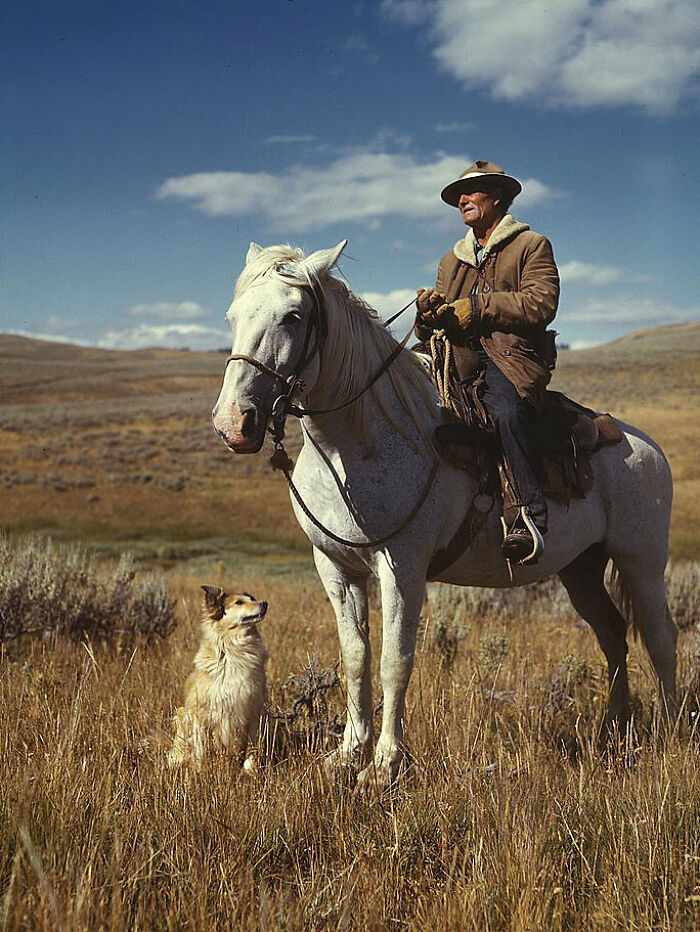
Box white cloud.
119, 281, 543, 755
568, 338, 605, 350
382, 0, 700, 111
561, 295, 698, 325
358, 288, 422, 339
126, 300, 211, 319
359, 288, 418, 322
44, 314, 81, 332
97, 323, 230, 351
559, 261, 650, 286
379, 0, 432, 26
156, 151, 559, 231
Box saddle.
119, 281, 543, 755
428, 340, 623, 528
436, 393, 621, 519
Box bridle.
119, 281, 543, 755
223, 282, 416, 445
218, 284, 443, 550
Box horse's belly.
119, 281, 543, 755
433, 493, 607, 588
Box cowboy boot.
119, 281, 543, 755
501, 507, 545, 565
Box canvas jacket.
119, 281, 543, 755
435, 214, 560, 409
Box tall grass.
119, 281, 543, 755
1, 566, 698, 931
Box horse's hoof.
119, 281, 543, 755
355, 760, 398, 796
322, 748, 366, 787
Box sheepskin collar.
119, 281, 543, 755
453, 214, 530, 266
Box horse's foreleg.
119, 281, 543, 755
357, 554, 425, 791
313, 548, 373, 776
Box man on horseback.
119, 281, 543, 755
416, 160, 560, 565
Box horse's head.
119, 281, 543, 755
212, 240, 347, 453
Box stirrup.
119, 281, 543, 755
500, 507, 544, 566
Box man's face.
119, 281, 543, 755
457, 188, 501, 227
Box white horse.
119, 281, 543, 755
213, 240, 677, 789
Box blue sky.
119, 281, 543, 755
3, 0, 699, 351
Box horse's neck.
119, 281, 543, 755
300, 342, 439, 466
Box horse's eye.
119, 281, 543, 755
283, 311, 302, 325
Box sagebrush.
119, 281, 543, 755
0, 534, 176, 646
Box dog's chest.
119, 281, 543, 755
198, 645, 266, 707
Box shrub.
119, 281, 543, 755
427, 561, 699, 632
666, 561, 699, 628
478, 632, 509, 678
0, 534, 176, 646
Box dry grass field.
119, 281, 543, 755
0, 565, 698, 931
0, 324, 699, 930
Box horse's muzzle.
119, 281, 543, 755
212, 404, 265, 454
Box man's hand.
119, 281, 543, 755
442, 298, 473, 333
416, 288, 447, 326
415, 291, 474, 341
415, 288, 447, 341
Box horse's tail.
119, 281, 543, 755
608, 559, 640, 641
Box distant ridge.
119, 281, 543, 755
2, 320, 698, 360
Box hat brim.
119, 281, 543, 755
441, 173, 522, 207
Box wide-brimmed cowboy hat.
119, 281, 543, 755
440, 160, 522, 207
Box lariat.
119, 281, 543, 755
429, 329, 453, 410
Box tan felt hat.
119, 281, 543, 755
440, 160, 522, 207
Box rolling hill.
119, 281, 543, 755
1, 322, 698, 568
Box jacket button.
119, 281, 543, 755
503, 349, 511, 356
483, 284, 490, 292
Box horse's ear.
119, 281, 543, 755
246, 242, 263, 265
303, 240, 348, 278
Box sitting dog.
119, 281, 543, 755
168, 585, 268, 771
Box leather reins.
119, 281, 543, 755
224, 286, 417, 439
220, 287, 444, 549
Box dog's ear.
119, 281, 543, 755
201, 585, 225, 617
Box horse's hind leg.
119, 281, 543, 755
609, 553, 678, 724
558, 544, 631, 727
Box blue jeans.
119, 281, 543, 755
478, 350, 547, 531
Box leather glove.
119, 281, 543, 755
416, 288, 447, 323
419, 297, 474, 342
439, 297, 473, 333
415, 288, 448, 341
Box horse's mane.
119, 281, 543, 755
234, 245, 437, 451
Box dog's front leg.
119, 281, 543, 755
241, 698, 265, 774
168, 707, 190, 767
168, 707, 205, 768
314, 548, 372, 778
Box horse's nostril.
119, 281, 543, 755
212, 405, 219, 419
239, 408, 257, 438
